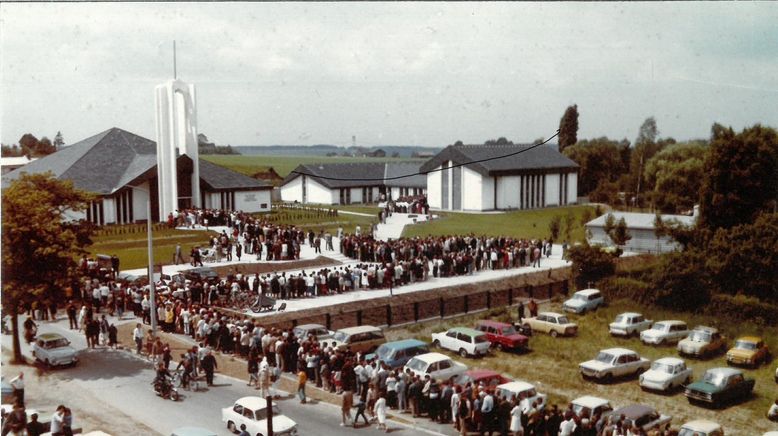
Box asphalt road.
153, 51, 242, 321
3, 316, 446, 436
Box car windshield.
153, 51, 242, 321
253, 405, 282, 421
653, 323, 666, 331
735, 340, 756, 350
689, 331, 711, 342
375, 345, 392, 359
405, 358, 427, 372
678, 428, 712, 436
650, 362, 673, 373
702, 371, 726, 386
519, 388, 537, 398
332, 332, 349, 343
557, 316, 570, 324
501, 326, 517, 335
614, 315, 626, 324
474, 335, 489, 344
45, 338, 70, 349
595, 352, 614, 364
574, 294, 588, 300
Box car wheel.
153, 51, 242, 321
432, 340, 440, 348
602, 373, 613, 384
550, 330, 558, 338
227, 421, 236, 433
44, 359, 51, 368
497, 343, 504, 352
459, 349, 468, 358
658, 338, 665, 346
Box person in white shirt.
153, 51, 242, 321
9, 372, 24, 406
132, 323, 144, 355
50, 405, 66, 434
558, 411, 576, 436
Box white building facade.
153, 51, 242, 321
421, 143, 579, 211
585, 211, 697, 254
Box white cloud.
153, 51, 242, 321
1, 2, 776, 146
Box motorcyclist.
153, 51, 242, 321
154, 362, 172, 395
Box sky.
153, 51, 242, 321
1, 2, 777, 148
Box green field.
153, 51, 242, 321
202, 154, 422, 178
388, 299, 778, 434
403, 205, 595, 241
88, 227, 217, 270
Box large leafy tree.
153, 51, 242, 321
1, 173, 95, 363
566, 242, 616, 289
558, 104, 579, 152
563, 137, 629, 196
698, 124, 778, 230
706, 213, 778, 301
644, 140, 708, 213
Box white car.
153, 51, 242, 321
403, 352, 467, 381
496, 381, 548, 410
579, 348, 650, 382
222, 396, 297, 436
431, 327, 490, 357
678, 420, 724, 436
609, 312, 652, 337
563, 289, 604, 314
32, 333, 78, 367
571, 396, 613, 418
640, 320, 689, 345
639, 357, 693, 392
292, 324, 333, 341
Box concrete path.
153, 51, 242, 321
374, 213, 431, 241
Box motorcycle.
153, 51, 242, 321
152, 375, 180, 401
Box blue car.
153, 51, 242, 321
366, 339, 429, 368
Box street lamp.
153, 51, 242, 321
131, 185, 157, 337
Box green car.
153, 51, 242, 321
684, 367, 755, 407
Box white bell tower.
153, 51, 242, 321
154, 41, 200, 221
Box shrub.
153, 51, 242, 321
708, 293, 778, 326
598, 277, 652, 303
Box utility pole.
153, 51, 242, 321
173, 40, 177, 79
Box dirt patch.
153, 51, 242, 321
201, 256, 341, 277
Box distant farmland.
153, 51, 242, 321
202, 154, 423, 178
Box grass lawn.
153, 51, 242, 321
202, 155, 422, 178
386, 299, 777, 434
403, 205, 595, 241
268, 208, 377, 235
88, 228, 217, 271
329, 204, 383, 215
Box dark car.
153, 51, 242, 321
184, 267, 220, 284
475, 320, 529, 351
684, 367, 755, 407
609, 404, 672, 432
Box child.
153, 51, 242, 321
374, 392, 388, 432
297, 369, 307, 404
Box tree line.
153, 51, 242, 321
1, 132, 63, 158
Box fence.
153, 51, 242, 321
254, 278, 570, 331
95, 222, 169, 236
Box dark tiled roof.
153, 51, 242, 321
384, 161, 427, 188
419, 143, 579, 176
283, 162, 388, 189
282, 161, 428, 189
200, 159, 271, 190
2, 127, 270, 193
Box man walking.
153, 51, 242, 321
201, 349, 217, 386
517, 300, 525, 324
133, 323, 144, 355
10, 372, 25, 407
66, 301, 78, 330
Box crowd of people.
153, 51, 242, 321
1, 371, 76, 436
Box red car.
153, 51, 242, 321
476, 320, 529, 351
454, 369, 512, 389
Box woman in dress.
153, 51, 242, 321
374, 392, 388, 432
510, 398, 524, 436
